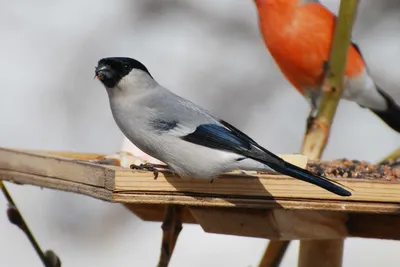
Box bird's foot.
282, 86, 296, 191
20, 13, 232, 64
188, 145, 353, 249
130, 163, 165, 180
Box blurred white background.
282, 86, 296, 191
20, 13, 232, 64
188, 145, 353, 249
0, 0, 399, 266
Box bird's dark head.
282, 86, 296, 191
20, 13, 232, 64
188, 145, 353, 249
95, 57, 153, 88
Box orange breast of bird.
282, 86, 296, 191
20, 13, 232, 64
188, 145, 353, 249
258, 3, 365, 94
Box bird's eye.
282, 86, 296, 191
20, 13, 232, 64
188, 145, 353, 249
124, 64, 129, 70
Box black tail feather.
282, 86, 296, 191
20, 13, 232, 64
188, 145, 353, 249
271, 161, 352, 197
370, 87, 400, 133
186, 119, 353, 196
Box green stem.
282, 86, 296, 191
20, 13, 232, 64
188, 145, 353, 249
317, 0, 360, 124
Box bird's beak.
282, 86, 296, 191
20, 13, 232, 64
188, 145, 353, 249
94, 65, 109, 80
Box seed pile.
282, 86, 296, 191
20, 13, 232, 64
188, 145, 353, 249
306, 158, 400, 181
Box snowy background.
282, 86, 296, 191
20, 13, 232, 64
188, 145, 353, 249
0, 0, 399, 266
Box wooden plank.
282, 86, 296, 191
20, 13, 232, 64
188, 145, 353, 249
122, 203, 400, 241
347, 213, 400, 240
123, 204, 197, 223
0, 170, 112, 201
27, 150, 106, 161
114, 169, 400, 203
189, 208, 347, 240
0, 148, 115, 189
112, 193, 400, 214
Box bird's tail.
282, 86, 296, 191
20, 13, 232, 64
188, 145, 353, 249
369, 87, 400, 133
271, 161, 352, 197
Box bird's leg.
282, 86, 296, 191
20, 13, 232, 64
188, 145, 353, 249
306, 92, 319, 132
321, 60, 337, 93
306, 108, 317, 132
130, 163, 169, 180
157, 205, 183, 267
322, 60, 330, 75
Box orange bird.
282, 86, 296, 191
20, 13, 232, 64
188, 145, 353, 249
254, 0, 400, 133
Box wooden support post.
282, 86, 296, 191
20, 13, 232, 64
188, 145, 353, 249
258, 241, 290, 267
298, 240, 344, 267
157, 205, 183, 267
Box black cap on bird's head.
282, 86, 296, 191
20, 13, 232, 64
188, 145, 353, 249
95, 57, 153, 88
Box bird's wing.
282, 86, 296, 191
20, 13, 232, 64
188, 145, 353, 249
180, 119, 284, 167
181, 122, 251, 153
145, 88, 284, 165
181, 120, 351, 196
148, 117, 198, 137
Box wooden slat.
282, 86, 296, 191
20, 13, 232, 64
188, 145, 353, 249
27, 150, 106, 161
347, 213, 400, 240
123, 204, 197, 223
112, 193, 400, 214
189, 208, 348, 240
0, 169, 112, 201
114, 170, 400, 203
122, 203, 400, 241
0, 148, 115, 189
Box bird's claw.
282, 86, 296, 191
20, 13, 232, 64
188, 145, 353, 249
130, 163, 160, 179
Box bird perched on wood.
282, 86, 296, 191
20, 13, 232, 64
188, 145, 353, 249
254, 0, 400, 133
94, 56, 351, 196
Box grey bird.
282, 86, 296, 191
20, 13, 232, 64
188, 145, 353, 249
94, 57, 351, 197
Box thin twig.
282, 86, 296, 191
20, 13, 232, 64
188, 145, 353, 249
0, 180, 61, 267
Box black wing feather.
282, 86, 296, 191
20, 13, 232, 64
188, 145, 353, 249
181, 123, 251, 153
181, 120, 351, 196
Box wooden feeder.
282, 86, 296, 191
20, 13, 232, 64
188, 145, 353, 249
0, 147, 399, 267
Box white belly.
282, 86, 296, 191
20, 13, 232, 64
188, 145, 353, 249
343, 69, 387, 111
